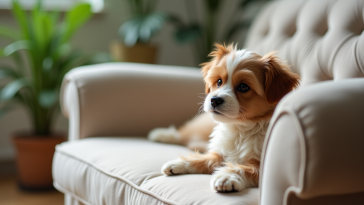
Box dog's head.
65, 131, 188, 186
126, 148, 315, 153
202, 43, 300, 124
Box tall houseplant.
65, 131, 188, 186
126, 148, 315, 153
170, 0, 266, 65
0, 0, 93, 189
110, 0, 167, 63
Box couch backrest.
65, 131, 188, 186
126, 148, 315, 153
245, 0, 364, 86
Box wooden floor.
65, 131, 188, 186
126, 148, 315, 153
0, 175, 64, 205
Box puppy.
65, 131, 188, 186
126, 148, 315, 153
150, 43, 300, 192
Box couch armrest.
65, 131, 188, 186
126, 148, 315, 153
60, 62, 204, 141
260, 79, 364, 205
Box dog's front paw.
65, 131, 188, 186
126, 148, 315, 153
161, 159, 190, 176
210, 172, 246, 192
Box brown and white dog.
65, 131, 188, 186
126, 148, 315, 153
148, 43, 300, 192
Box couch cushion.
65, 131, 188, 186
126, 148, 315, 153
53, 137, 259, 205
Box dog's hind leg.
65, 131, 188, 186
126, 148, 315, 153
148, 125, 181, 144
148, 113, 216, 151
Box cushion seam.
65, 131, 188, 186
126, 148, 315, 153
55, 148, 179, 205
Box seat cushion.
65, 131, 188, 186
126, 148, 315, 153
52, 137, 259, 205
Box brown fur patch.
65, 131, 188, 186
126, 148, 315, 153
225, 159, 260, 186
261, 52, 300, 104
229, 53, 277, 121
200, 43, 235, 93
180, 152, 223, 174
204, 57, 228, 94
209, 43, 235, 59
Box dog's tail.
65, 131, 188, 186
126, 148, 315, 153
148, 125, 181, 144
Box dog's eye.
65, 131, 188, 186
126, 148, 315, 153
238, 83, 250, 93
217, 79, 222, 87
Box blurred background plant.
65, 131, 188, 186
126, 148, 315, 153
0, 0, 95, 136
111, 0, 167, 64
169, 0, 268, 64
119, 0, 167, 46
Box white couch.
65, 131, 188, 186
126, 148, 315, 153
53, 0, 364, 204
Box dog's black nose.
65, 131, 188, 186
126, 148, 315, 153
211, 97, 224, 108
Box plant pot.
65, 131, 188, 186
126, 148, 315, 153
12, 134, 65, 190
110, 41, 158, 64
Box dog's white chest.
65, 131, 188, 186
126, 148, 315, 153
208, 121, 269, 164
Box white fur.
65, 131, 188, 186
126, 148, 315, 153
208, 120, 269, 164
148, 125, 181, 144
210, 167, 246, 192
161, 159, 196, 176
203, 84, 240, 122
205, 119, 269, 192
226, 49, 252, 85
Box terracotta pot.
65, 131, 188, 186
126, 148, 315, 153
110, 41, 158, 64
12, 134, 65, 190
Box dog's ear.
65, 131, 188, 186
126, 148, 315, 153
261, 52, 300, 104
200, 61, 212, 93
200, 43, 235, 93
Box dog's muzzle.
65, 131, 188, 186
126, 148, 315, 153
211, 97, 224, 108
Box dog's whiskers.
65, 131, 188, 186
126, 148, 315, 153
196, 101, 206, 116
197, 93, 207, 99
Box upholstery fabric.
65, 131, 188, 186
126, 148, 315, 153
246, 0, 364, 86
53, 138, 259, 205
260, 79, 364, 205
60, 63, 204, 141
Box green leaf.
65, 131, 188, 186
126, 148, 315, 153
174, 24, 201, 44
11, 0, 29, 39
31, 1, 45, 51
42, 57, 53, 71
63, 3, 92, 42
0, 67, 20, 79
0, 25, 20, 41
54, 43, 71, 60
0, 78, 31, 100
119, 13, 167, 46
38, 90, 57, 108
49, 10, 60, 25
3, 40, 30, 56
8, 51, 26, 75
119, 17, 142, 46
139, 13, 166, 42
59, 50, 84, 72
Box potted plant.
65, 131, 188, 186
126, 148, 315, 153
0, 1, 93, 190
169, 0, 267, 65
110, 0, 167, 64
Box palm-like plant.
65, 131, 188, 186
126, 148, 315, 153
0, 1, 93, 135
119, 0, 167, 46
170, 0, 267, 64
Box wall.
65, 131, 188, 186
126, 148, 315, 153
0, 0, 263, 161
